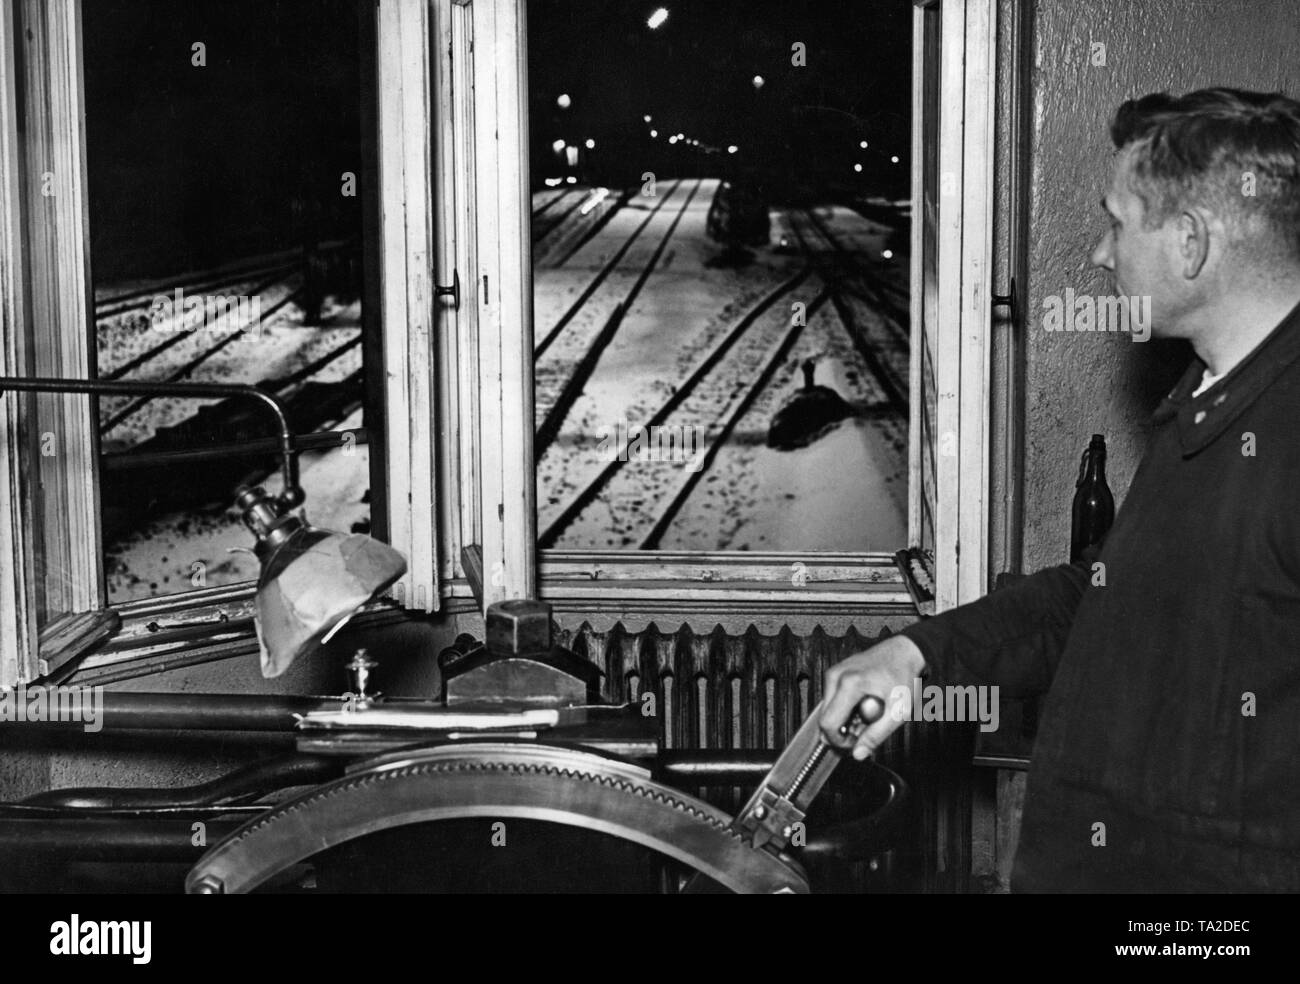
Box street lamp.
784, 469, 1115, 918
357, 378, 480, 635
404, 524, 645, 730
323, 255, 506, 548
647, 7, 669, 30
752, 75, 765, 90
557, 93, 572, 109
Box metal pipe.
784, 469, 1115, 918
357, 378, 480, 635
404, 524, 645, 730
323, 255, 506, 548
0, 376, 304, 508
100, 427, 369, 472
0, 692, 328, 732
0, 819, 243, 859
17, 753, 343, 808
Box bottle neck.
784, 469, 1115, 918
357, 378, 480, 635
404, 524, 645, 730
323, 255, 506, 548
1078, 439, 1108, 487
1083, 452, 1106, 482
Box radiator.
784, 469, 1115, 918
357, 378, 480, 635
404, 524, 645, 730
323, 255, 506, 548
556, 620, 976, 892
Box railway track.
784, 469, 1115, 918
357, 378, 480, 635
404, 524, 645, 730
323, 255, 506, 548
538, 266, 817, 549
534, 178, 704, 457
800, 206, 909, 349
530, 187, 569, 219
788, 208, 908, 412
532, 189, 589, 243
534, 178, 686, 357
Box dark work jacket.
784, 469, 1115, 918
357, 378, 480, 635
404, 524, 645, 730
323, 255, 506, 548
901, 298, 1300, 892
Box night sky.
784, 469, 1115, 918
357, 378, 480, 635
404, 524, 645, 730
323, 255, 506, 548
527, 0, 913, 197
82, 0, 364, 281
80, 0, 912, 283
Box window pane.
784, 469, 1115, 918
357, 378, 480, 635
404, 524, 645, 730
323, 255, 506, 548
529, 0, 911, 552
84, 0, 380, 603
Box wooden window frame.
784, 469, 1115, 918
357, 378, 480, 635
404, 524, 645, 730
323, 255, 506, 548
0, 0, 444, 685
454, 0, 999, 629
1, 0, 1002, 686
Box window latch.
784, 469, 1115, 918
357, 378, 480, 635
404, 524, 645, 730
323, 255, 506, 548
435, 270, 461, 311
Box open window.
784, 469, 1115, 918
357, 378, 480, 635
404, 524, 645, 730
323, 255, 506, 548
909, 0, 998, 612
0, 0, 441, 686
463, 0, 1000, 626
1, 0, 1005, 687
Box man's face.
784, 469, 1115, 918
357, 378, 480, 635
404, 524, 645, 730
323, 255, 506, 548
1090, 149, 1189, 338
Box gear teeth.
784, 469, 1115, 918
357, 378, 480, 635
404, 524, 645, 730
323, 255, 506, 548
215, 752, 757, 853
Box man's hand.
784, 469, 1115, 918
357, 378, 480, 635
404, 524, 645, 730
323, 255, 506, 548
819, 634, 927, 760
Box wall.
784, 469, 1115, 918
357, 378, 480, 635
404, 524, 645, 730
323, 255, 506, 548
1021, 0, 1300, 571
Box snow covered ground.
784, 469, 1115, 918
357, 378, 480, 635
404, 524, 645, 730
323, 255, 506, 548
95, 271, 367, 604
95, 177, 909, 606
535, 177, 908, 552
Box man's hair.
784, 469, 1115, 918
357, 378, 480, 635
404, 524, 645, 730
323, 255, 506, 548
1110, 88, 1300, 261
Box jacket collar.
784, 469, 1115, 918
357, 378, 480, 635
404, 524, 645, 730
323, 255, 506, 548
1152, 295, 1300, 457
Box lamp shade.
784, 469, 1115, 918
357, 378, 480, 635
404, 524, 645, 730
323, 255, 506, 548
236, 487, 407, 678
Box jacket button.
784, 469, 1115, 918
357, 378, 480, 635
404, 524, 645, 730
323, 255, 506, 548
1194, 410, 1207, 424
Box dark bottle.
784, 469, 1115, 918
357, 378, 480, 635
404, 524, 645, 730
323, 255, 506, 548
1071, 434, 1114, 562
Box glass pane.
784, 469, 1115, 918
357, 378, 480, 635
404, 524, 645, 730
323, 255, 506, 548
83, 0, 380, 603
529, 0, 911, 552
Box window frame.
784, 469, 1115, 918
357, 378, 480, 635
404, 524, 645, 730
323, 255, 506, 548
1, 0, 1002, 686
462, 0, 999, 626
0, 0, 447, 686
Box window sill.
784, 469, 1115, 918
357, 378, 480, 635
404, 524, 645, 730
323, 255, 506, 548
536, 551, 918, 634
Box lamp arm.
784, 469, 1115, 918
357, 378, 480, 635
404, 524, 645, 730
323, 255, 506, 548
0, 376, 304, 509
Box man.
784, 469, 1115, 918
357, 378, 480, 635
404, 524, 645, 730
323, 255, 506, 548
820, 88, 1300, 892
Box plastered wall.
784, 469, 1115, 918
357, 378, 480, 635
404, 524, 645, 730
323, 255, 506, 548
1021, 0, 1300, 571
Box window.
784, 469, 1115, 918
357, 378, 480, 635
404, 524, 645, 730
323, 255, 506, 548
0, 0, 441, 686
82, 0, 378, 605
462, 0, 999, 626
1, 0, 1004, 687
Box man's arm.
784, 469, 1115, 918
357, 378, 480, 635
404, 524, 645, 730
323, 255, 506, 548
819, 550, 1095, 758
899, 553, 1093, 697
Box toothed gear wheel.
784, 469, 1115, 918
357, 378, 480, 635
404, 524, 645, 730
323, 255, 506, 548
186, 742, 809, 894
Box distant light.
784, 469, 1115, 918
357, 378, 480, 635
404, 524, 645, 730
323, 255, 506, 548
580, 188, 610, 216
566, 176, 577, 185
650, 129, 658, 138
854, 163, 863, 173
882, 249, 894, 260
647, 7, 669, 30
668, 135, 678, 144
551, 138, 566, 154
859, 140, 868, 149
752, 75, 765, 89
557, 93, 572, 109
585, 138, 596, 149
890, 155, 900, 164
544, 177, 563, 187
727, 145, 738, 154
643, 114, 653, 124
565, 145, 579, 167
676, 132, 684, 140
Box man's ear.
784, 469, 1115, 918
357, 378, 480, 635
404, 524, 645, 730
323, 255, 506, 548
1178, 208, 1212, 279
